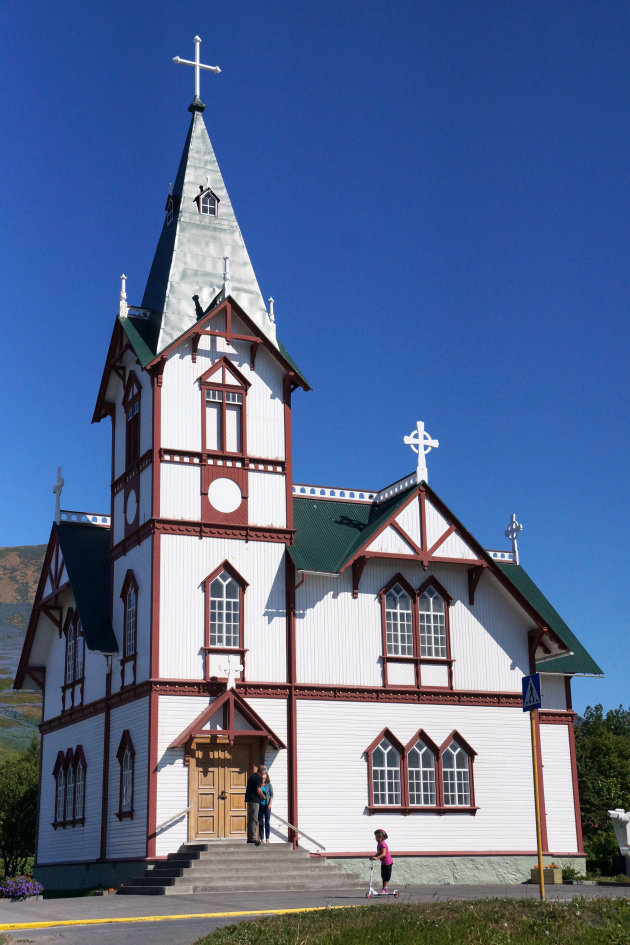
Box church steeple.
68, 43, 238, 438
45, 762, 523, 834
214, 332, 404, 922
141, 37, 275, 354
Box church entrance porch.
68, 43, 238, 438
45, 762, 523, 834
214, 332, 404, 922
188, 737, 253, 840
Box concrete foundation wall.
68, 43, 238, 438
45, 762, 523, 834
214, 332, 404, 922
331, 854, 586, 886
34, 860, 147, 892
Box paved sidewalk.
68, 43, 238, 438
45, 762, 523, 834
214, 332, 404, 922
1, 882, 628, 945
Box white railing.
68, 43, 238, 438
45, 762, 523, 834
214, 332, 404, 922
293, 484, 375, 503
59, 510, 111, 527
487, 549, 515, 562
156, 805, 193, 834
270, 811, 325, 851
374, 473, 418, 503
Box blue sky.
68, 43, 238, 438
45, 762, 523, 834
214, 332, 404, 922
2, 1, 628, 715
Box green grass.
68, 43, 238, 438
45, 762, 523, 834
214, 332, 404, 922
193, 898, 630, 945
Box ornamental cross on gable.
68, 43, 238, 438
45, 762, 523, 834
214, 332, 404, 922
52, 467, 64, 525
218, 654, 243, 690
403, 421, 439, 484
173, 36, 221, 102
505, 513, 524, 565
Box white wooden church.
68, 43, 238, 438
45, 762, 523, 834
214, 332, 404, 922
17, 39, 602, 890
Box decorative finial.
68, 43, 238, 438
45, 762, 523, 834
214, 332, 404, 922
53, 467, 64, 525
267, 297, 275, 323
403, 421, 439, 484
119, 274, 128, 318
504, 513, 523, 565
205, 175, 212, 190
218, 654, 243, 690
223, 256, 232, 297
173, 35, 221, 107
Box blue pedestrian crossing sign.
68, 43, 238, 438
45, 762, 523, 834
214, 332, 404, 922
522, 673, 542, 711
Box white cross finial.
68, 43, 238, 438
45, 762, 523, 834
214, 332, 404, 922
173, 36, 221, 102
504, 513, 523, 565
218, 654, 243, 690
403, 421, 439, 483
119, 274, 128, 318
53, 467, 64, 525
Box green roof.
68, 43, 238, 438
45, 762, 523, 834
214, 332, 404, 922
495, 562, 603, 676
290, 487, 415, 573
55, 523, 118, 653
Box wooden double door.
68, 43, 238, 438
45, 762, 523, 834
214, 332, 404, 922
188, 738, 252, 840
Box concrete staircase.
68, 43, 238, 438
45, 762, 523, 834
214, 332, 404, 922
117, 840, 365, 895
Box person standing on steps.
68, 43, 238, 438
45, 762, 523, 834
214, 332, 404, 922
245, 763, 266, 844
258, 771, 273, 843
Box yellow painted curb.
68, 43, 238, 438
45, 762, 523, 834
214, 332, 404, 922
0, 902, 357, 932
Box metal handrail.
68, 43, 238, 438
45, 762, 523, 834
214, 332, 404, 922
269, 810, 325, 851
156, 805, 193, 833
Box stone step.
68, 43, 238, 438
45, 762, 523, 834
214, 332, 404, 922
119, 875, 365, 896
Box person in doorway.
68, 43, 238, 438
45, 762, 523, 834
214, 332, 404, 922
370, 829, 393, 894
258, 771, 273, 843
245, 764, 266, 844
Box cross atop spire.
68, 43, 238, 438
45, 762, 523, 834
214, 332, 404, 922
173, 36, 221, 109
504, 513, 524, 565
53, 467, 64, 525
403, 420, 439, 484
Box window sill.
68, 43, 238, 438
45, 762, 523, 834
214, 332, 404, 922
116, 810, 134, 821
366, 805, 478, 816
52, 818, 85, 829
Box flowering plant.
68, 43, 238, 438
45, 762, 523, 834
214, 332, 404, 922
532, 863, 559, 870
0, 875, 44, 901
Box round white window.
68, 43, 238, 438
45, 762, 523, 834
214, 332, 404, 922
208, 477, 242, 514
125, 489, 138, 524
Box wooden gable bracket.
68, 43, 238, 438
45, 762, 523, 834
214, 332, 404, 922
352, 556, 367, 599
150, 356, 167, 389
527, 627, 550, 673
250, 338, 261, 370
25, 666, 45, 690
191, 333, 201, 363
41, 604, 63, 637
467, 564, 486, 605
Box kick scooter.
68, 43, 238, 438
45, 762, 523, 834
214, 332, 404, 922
366, 859, 399, 898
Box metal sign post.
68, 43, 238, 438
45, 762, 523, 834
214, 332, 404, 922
523, 672, 545, 901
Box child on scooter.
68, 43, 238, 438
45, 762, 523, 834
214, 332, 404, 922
370, 829, 393, 894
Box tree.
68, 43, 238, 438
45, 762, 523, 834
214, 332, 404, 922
0, 739, 39, 876
575, 704, 630, 873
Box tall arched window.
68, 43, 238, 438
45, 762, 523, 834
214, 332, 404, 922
407, 737, 437, 806
200, 359, 250, 457
442, 739, 472, 807
418, 585, 447, 658
385, 583, 413, 656
209, 571, 240, 647
116, 730, 135, 820
370, 736, 402, 806
123, 373, 141, 469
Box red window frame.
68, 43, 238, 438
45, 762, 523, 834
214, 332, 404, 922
62, 609, 84, 712
365, 728, 477, 815
116, 729, 135, 820
120, 570, 138, 687
123, 372, 141, 469
52, 745, 86, 828
417, 576, 454, 689
195, 188, 220, 217
202, 560, 248, 681
200, 358, 250, 457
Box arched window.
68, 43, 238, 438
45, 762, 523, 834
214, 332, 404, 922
370, 736, 402, 806
196, 187, 220, 217
385, 583, 413, 656
74, 748, 86, 821
418, 585, 447, 658
55, 767, 65, 824
64, 610, 84, 688
53, 746, 86, 826
65, 762, 75, 822
123, 373, 141, 469
120, 571, 138, 687
407, 737, 437, 807
210, 571, 240, 647
442, 738, 472, 807
116, 730, 135, 820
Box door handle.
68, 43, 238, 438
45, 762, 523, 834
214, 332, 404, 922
218, 790, 227, 800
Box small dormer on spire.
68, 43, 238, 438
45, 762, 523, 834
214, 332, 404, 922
173, 35, 221, 112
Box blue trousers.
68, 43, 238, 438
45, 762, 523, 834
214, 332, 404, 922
258, 804, 271, 840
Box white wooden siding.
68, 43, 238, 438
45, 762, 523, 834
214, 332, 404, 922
245, 348, 285, 461
246, 698, 289, 839
37, 716, 105, 864
540, 724, 578, 851
424, 500, 452, 551
295, 700, 542, 853
248, 471, 286, 529
295, 560, 530, 692
367, 526, 416, 556
421, 663, 449, 687
540, 675, 567, 711
112, 539, 153, 687
159, 536, 286, 681
433, 531, 477, 560
387, 663, 415, 686
394, 500, 422, 548
106, 698, 149, 859
160, 464, 201, 520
